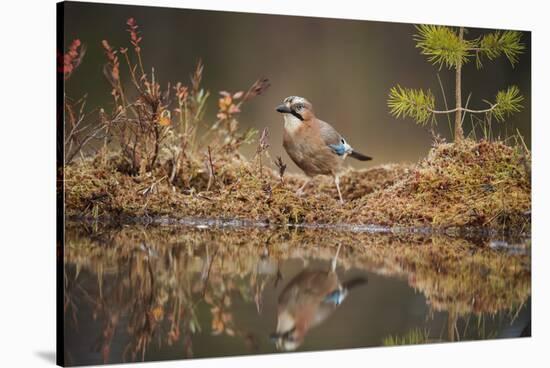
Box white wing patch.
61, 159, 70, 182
340, 138, 353, 159
341, 138, 352, 154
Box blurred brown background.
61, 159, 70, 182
63, 1, 531, 173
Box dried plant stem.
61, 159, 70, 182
122, 52, 145, 96
436, 73, 453, 137
454, 27, 465, 141
136, 50, 145, 78
206, 146, 216, 191
169, 150, 181, 186
274, 156, 287, 184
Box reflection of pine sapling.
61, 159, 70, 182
388, 25, 524, 141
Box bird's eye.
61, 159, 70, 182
295, 104, 304, 111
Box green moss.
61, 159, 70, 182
64, 138, 530, 234
350, 139, 530, 233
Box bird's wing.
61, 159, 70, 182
322, 277, 367, 305
317, 119, 353, 157
323, 288, 347, 305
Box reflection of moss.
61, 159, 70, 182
64, 138, 530, 233
382, 328, 431, 346
63, 224, 529, 362
65, 223, 531, 317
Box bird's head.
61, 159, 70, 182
269, 311, 304, 351
275, 96, 315, 122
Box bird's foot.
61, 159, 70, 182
295, 179, 311, 197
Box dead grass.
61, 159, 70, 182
348, 139, 531, 233
65, 138, 530, 234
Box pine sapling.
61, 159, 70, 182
388, 25, 525, 142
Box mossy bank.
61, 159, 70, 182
64, 138, 530, 236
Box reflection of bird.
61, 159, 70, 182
275, 96, 372, 203
270, 245, 367, 351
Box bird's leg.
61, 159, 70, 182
334, 175, 344, 204
331, 243, 342, 272
296, 178, 311, 197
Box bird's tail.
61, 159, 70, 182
342, 276, 368, 291
350, 150, 372, 161
323, 276, 368, 305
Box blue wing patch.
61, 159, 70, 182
323, 289, 347, 305
328, 138, 352, 157
328, 142, 348, 156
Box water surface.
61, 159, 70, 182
63, 223, 531, 366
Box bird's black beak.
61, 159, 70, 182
276, 104, 292, 114
269, 326, 296, 342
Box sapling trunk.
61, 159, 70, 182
454, 27, 465, 142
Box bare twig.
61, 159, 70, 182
206, 146, 216, 191
64, 96, 107, 164
169, 149, 181, 186
428, 104, 497, 115
139, 175, 167, 197
274, 156, 287, 184
256, 127, 269, 178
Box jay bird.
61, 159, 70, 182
270, 244, 367, 351
275, 96, 372, 203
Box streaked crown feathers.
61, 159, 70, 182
283, 96, 312, 110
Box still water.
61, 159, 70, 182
63, 222, 531, 366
